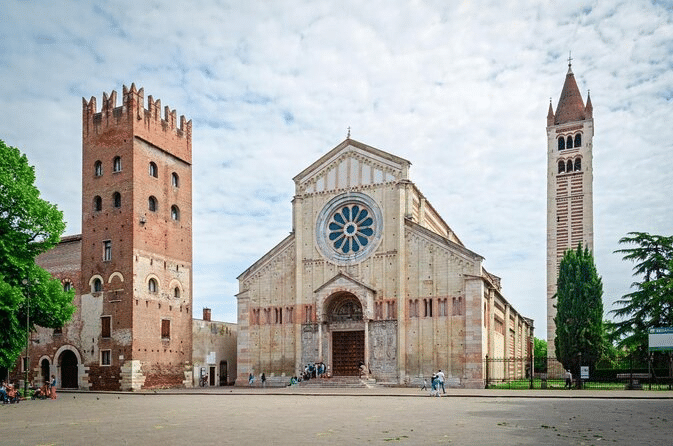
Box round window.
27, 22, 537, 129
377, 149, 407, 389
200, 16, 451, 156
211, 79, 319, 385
316, 192, 383, 264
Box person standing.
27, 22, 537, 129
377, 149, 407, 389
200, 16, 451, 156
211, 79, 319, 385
248, 372, 254, 387
437, 370, 446, 394
261, 373, 266, 388
49, 375, 57, 399
564, 370, 572, 389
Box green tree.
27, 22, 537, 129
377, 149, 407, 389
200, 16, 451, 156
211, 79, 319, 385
0, 140, 75, 369
533, 337, 547, 373
611, 232, 673, 357
554, 244, 604, 385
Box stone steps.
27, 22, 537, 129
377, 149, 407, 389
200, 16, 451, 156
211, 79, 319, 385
299, 377, 374, 388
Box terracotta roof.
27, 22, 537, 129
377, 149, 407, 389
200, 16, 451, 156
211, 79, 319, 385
554, 67, 586, 125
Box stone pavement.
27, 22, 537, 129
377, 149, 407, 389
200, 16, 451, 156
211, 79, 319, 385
1, 387, 671, 445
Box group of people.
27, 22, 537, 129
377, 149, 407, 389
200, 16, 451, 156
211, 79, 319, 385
421, 370, 446, 397
1, 375, 56, 404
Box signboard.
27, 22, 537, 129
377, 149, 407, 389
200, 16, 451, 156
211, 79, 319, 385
580, 366, 589, 380
648, 327, 673, 352
206, 352, 216, 364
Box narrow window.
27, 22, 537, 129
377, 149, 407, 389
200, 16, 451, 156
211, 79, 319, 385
174, 287, 180, 299
94, 196, 102, 212
93, 278, 103, 293
113, 192, 121, 208
574, 158, 581, 171
113, 156, 122, 172
101, 350, 111, 366
103, 240, 112, 261
424, 298, 433, 317
63, 281, 72, 292
161, 319, 170, 339
171, 205, 180, 221
148, 196, 157, 212
149, 162, 158, 178
171, 172, 179, 188
574, 133, 582, 147
558, 160, 565, 174
94, 161, 103, 177
566, 136, 573, 149
101, 316, 111, 338
148, 278, 158, 293
286, 307, 293, 324
558, 137, 565, 150
567, 160, 573, 172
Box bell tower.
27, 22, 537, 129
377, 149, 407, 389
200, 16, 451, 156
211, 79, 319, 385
81, 84, 193, 390
546, 60, 594, 365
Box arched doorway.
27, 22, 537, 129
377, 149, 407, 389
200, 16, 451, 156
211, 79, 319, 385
327, 293, 365, 376
40, 358, 50, 385
58, 350, 79, 388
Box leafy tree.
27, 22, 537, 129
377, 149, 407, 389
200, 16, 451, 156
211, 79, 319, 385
533, 337, 547, 373
0, 140, 75, 369
554, 244, 604, 385
611, 232, 673, 358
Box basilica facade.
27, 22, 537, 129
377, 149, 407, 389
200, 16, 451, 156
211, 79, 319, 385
237, 139, 533, 388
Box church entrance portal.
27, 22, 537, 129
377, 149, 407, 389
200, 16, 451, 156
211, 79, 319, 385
58, 350, 78, 388
332, 330, 364, 376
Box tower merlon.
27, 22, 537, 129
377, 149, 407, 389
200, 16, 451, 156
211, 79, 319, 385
82, 84, 192, 144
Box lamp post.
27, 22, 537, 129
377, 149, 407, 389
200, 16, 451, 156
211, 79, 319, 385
21, 278, 30, 396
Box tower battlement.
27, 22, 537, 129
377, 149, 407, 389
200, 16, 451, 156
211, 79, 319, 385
82, 83, 192, 146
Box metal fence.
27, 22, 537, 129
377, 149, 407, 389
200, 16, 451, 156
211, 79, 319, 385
484, 355, 673, 391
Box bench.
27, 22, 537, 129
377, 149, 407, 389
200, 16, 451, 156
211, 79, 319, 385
616, 373, 651, 390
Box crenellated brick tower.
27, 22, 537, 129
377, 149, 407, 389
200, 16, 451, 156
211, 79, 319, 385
81, 84, 193, 390
546, 62, 594, 372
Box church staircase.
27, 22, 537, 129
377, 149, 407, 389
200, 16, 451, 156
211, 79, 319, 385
298, 376, 377, 389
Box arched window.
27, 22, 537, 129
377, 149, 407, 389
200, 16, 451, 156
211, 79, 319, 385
566, 136, 573, 149
63, 281, 72, 292
558, 137, 565, 150
113, 156, 122, 172
93, 278, 103, 293
174, 287, 180, 299
149, 162, 158, 178
574, 133, 582, 147
574, 158, 581, 171
171, 205, 180, 221
94, 161, 103, 177
113, 192, 121, 208
171, 172, 179, 188
93, 196, 102, 212
148, 196, 158, 212
558, 160, 565, 174
148, 278, 158, 294
567, 160, 573, 172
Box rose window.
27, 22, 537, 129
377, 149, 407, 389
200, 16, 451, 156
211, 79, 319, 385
316, 192, 383, 265
328, 204, 374, 253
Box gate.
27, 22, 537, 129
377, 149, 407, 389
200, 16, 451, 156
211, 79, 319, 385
332, 330, 364, 376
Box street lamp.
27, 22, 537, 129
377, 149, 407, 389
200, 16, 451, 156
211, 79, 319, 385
21, 278, 29, 396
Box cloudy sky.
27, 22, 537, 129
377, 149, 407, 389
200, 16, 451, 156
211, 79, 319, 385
2, 0, 671, 338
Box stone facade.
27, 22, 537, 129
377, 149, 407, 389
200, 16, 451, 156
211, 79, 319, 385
192, 308, 237, 386
237, 139, 533, 388
546, 64, 594, 368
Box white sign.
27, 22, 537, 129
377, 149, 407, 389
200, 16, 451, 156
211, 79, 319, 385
206, 352, 216, 364
649, 327, 673, 352
580, 366, 589, 380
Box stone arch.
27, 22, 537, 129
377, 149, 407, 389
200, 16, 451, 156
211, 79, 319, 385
38, 355, 51, 386
325, 292, 363, 322
146, 274, 161, 294
169, 279, 183, 299
54, 345, 82, 389
108, 271, 124, 283
89, 275, 104, 293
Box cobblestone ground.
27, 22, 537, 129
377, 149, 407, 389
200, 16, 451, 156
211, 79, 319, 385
1, 390, 671, 445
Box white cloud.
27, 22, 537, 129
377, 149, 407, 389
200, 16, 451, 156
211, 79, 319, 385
1, 0, 672, 337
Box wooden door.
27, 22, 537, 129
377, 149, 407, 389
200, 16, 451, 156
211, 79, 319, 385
332, 330, 364, 376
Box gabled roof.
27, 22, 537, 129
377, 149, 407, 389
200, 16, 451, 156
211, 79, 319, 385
554, 66, 587, 125
313, 271, 377, 294
293, 138, 411, 185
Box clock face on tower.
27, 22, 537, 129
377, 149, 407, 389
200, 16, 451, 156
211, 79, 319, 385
316, 192, 383, 265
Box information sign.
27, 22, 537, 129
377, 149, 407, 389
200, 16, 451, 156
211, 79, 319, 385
648, 327, 673, 352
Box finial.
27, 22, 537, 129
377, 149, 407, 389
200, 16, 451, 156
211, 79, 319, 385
347, 126, 351, 139
567, 51, 573, 68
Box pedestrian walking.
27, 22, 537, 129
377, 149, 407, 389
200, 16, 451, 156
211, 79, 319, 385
437, 370, 445, 394
261, 373, 266, 388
